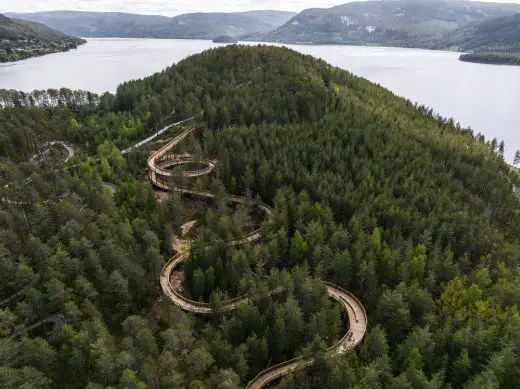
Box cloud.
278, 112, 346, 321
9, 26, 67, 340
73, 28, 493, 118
1, 0, 347, 15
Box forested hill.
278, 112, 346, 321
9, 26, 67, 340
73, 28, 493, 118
0, 13, 85, 62
1, 45, 520, 388
7, 10, 296, 39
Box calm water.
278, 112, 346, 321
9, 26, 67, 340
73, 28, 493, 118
1, 38, 519, 160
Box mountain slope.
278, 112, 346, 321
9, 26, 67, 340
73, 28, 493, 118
440, 13, 520, 52
0, 13, 85, 62
0, 13, 85, 42
255, 0, 520, 47
155, 11, 297, 39
6, 10, 296, 39
5, 11, 171, 38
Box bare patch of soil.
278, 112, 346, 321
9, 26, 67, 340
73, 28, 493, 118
171, 237, 187, 254
180, 220, 197, 237
146, 296, 166, 325
155, 191, 168, 203
170, 264, 194, 299
170, 220, 196, 253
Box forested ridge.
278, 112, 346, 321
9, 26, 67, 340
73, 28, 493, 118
0, 13, 85, 63
1, 45, 520, 389
460, 52, 520, 66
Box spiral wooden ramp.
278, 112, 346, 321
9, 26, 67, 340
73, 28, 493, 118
149, 121, 367, 388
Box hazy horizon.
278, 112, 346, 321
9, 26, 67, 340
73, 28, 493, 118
3, 0, 520, 17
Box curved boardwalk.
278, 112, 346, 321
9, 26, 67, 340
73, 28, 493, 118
122, 115, 199, 154
149, 122, 367, 388
31, 141, 74, 163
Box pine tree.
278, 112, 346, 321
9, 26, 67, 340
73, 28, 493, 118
514, 150, 520, 166
498, 141, 505, 158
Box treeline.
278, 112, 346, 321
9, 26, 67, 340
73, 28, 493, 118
460, 51, 520, 66
0, 41, 81, 63
0, 88, 99, 109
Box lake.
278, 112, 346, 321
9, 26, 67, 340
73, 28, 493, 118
1, 38, 520, 160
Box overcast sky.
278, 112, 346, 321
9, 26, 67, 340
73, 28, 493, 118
3, 0, 520, 16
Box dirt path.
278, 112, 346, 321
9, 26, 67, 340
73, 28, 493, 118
168, 220, 196, 298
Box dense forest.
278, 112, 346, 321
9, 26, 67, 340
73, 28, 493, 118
1, 45, 520, 389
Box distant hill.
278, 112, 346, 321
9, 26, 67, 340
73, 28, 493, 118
0, 13, 85, 62
7, 10, 296, 39
5, 11, 171, 38
156, 11, 297, 39
439, 13, 520, 52
0, 13, 85, 42
251, 0, 520, 48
